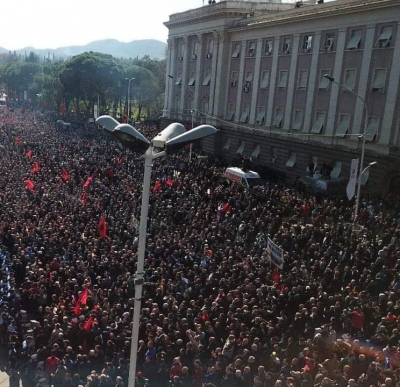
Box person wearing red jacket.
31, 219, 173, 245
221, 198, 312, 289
170, 357, 183, 380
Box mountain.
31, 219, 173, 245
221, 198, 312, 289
0, 39, 167, 59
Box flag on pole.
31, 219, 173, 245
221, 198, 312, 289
346, 158, 359, 201
272, 266, 280, 284
267, 238, 284, 269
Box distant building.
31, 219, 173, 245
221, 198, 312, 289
163, 0, 400, 195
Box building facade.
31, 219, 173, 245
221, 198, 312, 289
163, 0, 400, 194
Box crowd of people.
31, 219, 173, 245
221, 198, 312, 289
0, 107, 399, 387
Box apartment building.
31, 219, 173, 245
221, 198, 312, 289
163, 0, 400, 194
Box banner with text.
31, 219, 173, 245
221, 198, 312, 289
267, 237, 284, 269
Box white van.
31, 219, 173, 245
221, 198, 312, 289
224, 167, 264, 188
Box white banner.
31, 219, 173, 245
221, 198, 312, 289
267, 237, 284, 269
346, 158, 359, 201
93, 104, 98, 119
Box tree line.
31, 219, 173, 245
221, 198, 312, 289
0, 51, 166, 121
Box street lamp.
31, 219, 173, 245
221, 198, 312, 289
167, 75, 196, 161
96, 115, 217, 387
323, 74, 376, 229
126, 77, 135, 123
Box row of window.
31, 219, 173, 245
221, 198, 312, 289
229, 24, 394, 58
225, 104, 380, 141
175, 24, 394, 61
173, 66, 387, 93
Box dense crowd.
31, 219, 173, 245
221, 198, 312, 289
0, 108, 399, 387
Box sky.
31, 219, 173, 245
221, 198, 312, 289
0, 0, 333, 50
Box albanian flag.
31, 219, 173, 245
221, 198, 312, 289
83, 176, 93, 189
80, 192, 87, 206
272, 266, 280, 284
31, 162, 40, 174
73, 288, 89, 316
153, 181, 162, 192
99, 216, 107, 239
61, 168, 70, 182
26, 150, 33, 159
24, 179, 35, 191
15, 137, 22, 144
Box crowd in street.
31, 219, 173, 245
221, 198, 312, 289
0, 107, 400, 387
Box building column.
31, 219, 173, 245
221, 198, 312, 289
283, 34, 300, 130
352, 25, 375, 137
209, 31, 219, 117
249, 38, 263, 124
165, 38, 175, 118
298, 33, 321, 132
193, 34, 203, 116
265, 36, 280, 126
380, 22, 400, 145
212, 30, 229, 120
179, 36, 189, 118
324, 28, 347, 136
235, 41, 247, 120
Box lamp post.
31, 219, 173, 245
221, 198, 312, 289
126, 77, 135, 123
167, 74, 196, 161
96, 115, 217, 387
324, 74, 374, 229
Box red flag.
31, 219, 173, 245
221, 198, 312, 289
73, 288, 89, 316
222, 203, 231, 213
87, 141, 92, 147
24, 179, 35, 191
99, 217, 107, 239
280, 284, 285, 293
15, 137, 22, 144
106, 168, 113, 179
153, 181, 162, 192
166, 179, 173, 187
31, 162, 40, 174
83, 316, 94, 332
272, 267, 280, 284
80, 192, 87, 206
61, 168, 70, 182
83, 176, 93, 188
117, 157, 123, 165
49, 272, 53, 282
26, 150, 33, 159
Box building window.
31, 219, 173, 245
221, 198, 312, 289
260, 70, 270, 89
330, 162, 342, 180
206, 38, 214, 58
278, 70, 288, 89
202, 70, 211, 86
175, 73, 182, 85
256, 106, 266, 124
285, 152, 296, 168
202, 100, 209, 115
226, 103, 235, 121
231, 71, 238, 87
297, 70, 308, 90
264, 39, 273, 55
302, 35, 313, 52
293, 110, 303, 130
347, 29, 362, 50
251, 144, 260, 159
371, 68, 387, 92
272, 108, 284, 128
311, 112, 326, 134
236, 141, 245, 154
223, 138, 231, 150
344, 69, 357, 91
335, 114, 350, 137
248, 42, 256, 57
179, 42, 184, 59
319, 69, 331, 90
187, 72, 196, 86
231, 43, 241, 58
365, 116, 380, 141
240, 105, 250, 123
191, 41, 198, 59
268, 147, 277, 163
282, 37, 291, 54
245, 71, 253, 86
377, 26, 393, 48
322, 32, 335, 52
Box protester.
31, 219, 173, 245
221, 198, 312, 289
0, 107, 400, 387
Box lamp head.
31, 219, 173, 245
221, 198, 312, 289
96, 115, 120, 132
112, 124, 150, 154
323, 74, 335, 82
368, 161, 377, 167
